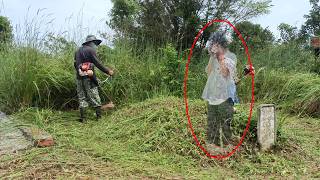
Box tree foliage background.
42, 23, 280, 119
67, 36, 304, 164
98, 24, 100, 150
276, 0, 320, 44
229, 21, 274, 52
0, 16, 13, 45
301, 0, 320, 38
108, 0, 272, 50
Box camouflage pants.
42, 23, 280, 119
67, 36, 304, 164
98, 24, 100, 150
76, 78, 101, 108
207, 98, 233, 146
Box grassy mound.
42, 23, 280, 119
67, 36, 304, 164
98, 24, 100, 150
16, 96, 258, 159
5, 96, 319, 178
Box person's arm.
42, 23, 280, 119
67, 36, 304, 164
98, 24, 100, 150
88, 48, 112, 75
217, 54, 230, 78
227, 52, 239, 82
220, 56, 237, 79
220, 60, 230, 77
205, 57, 213, 76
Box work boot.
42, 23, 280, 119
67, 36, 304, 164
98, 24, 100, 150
79, 107, 86, 123
95, 107, 102, 120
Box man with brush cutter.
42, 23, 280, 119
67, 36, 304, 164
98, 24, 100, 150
74, 35, 114, 123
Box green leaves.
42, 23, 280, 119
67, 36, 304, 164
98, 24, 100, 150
160, 43, 184, 94
109, 0, 272, 50
301, 0, 320, 36
0, 16, 13, 46
278, 23, 299, 43
229, 21, 274, 52
109, 0, 140, 35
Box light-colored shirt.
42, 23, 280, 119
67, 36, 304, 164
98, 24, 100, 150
202, 55, 236, 105
225, 50, 239, 104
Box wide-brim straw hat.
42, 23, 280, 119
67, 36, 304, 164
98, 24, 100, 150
82, 35, 102, 46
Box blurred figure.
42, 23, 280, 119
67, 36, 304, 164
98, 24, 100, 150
202, 31, 237, 153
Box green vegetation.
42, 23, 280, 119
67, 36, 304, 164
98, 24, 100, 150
1, 37, 319, 117
0, 97, 319, 178
109, 0, 272, 49
229, 21, 274, 51
0, 0, 320, 177
0, 16, 13, 45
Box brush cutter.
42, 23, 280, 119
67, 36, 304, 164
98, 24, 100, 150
99, 76, 112, 85
98, 75, 115, 110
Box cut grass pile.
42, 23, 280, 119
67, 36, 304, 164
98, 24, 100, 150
1, 96, 319, 178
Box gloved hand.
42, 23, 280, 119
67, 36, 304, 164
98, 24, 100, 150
108, 69, 114, 76
244, 65, 255, 76
87, 70, 94, 77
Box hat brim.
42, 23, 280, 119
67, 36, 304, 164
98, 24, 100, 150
82, 39, 102, 46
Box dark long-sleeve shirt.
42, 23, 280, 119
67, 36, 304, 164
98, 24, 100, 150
74, 45, 110, 80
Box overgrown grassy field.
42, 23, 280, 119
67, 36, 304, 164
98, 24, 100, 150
0, 19, 319, 178
0, 97, 319, 179
0, 41, 319, 117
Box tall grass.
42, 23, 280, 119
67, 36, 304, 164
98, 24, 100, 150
0, 46, 75, 112
0, 10, 319, 118
185, 43, 319, 117
234, 42, 316, 72
253, 70, 320, 116
1, 39, 319, 118
0, 37, 180, 113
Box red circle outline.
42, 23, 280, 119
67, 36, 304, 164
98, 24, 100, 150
183, 19, 255, 159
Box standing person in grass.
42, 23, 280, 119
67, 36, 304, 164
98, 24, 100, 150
74, 35, 114, 123
202, 31, 237, 153
205, 33, 240, 106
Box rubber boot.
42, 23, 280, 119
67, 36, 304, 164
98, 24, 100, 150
95, 107, 102, 120
79, 107, 86, 123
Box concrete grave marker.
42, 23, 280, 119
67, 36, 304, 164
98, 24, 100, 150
257, 104, 276, 151
0, 112, 33, 155
0, 111, 54, 156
